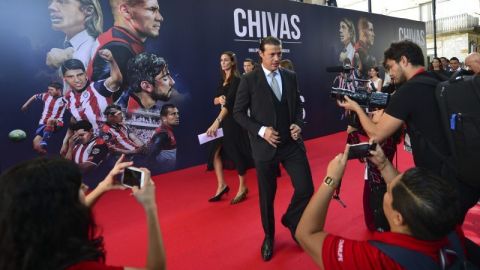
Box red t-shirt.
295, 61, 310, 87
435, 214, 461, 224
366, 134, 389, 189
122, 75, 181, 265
66, 261, 123, 270
322, 231, 453, 270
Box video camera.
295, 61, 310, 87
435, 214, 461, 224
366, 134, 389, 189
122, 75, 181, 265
327, 65, 390, 110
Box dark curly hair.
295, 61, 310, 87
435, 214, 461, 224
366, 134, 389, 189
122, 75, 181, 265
127, 52, 167, 93
383, 40, 425, 67
0, 158, 105, 270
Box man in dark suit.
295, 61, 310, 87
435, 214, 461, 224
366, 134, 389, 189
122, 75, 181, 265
233, 36, 314, 261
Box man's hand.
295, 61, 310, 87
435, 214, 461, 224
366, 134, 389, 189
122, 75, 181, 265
290, 124, 302, 141
337, 95, 362, 113
218, 95, 226, 106
46, 47, 74, 68
326, 145, 349, 181
367, 140, 388, 169
68, 132, 80, 147
339, 51, 348, 63
263, 126, 280, 148
98, 49, 113, 62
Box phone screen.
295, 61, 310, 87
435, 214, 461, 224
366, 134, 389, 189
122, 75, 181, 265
122, 167, 143, 187
348, 143, 376, 160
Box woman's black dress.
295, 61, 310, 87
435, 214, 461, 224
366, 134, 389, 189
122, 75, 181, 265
207, 76, 253, 175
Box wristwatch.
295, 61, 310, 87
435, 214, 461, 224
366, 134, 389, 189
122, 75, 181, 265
323, 176, 337, 188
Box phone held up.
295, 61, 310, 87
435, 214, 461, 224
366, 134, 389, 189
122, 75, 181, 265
347, 142, 377, 160
121, 166, 145, 188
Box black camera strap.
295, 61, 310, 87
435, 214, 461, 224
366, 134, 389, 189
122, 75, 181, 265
332, 187, 347, 208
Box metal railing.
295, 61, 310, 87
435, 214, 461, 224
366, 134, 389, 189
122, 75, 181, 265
426, 13, 479, 35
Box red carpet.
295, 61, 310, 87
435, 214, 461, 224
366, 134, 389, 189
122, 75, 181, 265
93, 132, 480, 269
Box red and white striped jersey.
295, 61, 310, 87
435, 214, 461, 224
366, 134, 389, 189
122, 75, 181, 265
72, 137, 108, 166
35, 93, 67, 125
101, 123, 139, 152
65, 80, 114, 131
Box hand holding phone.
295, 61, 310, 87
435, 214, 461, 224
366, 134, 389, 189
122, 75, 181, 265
121, 166, 145, 188
347, 142, 377, 160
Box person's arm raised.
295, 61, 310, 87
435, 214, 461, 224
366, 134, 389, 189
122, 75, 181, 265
84, 154, 131, 208
368, 140, 399, 184
101, 49, 123, 92
296, 145, 349, 269
337, 96, 403, 142
21, 94, 37, 112
128, 169, 166, 270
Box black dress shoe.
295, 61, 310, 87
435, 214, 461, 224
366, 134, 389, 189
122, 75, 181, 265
208, 185, 230, 202
261, 236, 274, 261
281, 216, 299, 245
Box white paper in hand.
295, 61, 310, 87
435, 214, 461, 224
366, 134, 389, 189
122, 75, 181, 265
198, 128, 224, 145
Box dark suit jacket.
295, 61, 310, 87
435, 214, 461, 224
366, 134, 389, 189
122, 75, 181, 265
233, 67, 305, 161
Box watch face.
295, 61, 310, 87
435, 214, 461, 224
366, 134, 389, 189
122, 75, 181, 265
325, 176, 334, 185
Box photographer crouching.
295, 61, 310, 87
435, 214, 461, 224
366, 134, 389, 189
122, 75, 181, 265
296, 144, 467, 269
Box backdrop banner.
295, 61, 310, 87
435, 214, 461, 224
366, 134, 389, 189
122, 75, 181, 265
0, 0, 425, 184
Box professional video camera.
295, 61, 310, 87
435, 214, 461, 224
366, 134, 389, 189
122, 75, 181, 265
327, 65, 390, 110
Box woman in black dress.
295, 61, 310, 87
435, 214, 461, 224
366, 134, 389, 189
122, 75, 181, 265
205, 51, 252, 204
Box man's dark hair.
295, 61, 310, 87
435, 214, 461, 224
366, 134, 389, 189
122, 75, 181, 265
48, 81, 63, 90
125, 0, 146, 6
450, 57, 459, 62
62, 59, 86, 75
0, 158, 105, 269
383, 40, 425, 67
391, 167, 460, 241
127, 52, 167, 93
103, 104, 122, 116
244, 58, 255, 66
160, 103, 176, 117
259, 36, 282, 52
280, 59, 295, 71
71, 120, 93, 132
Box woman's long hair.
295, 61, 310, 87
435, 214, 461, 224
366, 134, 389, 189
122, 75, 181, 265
220, 51, 240, 85
0, 158, 105, 270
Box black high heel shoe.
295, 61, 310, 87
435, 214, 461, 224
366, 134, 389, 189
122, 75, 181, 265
208, 185, 230, 202
230, 188, 249, 204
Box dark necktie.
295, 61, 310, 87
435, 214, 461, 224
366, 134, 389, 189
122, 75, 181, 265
64, 40, 73, 49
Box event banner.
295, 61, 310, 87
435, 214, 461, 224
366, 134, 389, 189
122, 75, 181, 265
0, 0, 425, 183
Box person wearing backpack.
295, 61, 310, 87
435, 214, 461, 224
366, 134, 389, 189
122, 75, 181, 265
338, 40, 449, 177
335, 40, 480, 218
296, 143, 474, 270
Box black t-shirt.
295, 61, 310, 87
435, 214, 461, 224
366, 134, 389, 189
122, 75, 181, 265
385, 72, 449, 174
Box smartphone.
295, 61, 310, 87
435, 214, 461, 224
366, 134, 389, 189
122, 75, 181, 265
121, 166, 145, 188
348, 142, 377, 160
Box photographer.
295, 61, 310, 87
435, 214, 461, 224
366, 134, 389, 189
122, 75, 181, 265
296, 144, 464, 269
0, 155, 166, 270
338, 40, 449, 176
